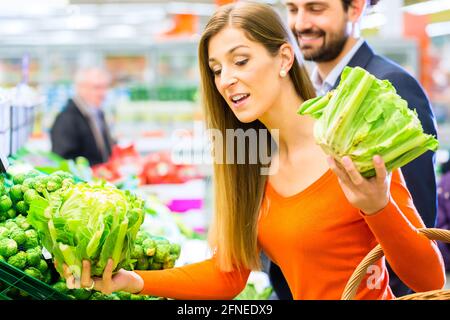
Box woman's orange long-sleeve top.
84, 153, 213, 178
135, 169, 445, 299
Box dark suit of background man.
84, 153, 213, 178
268, 0, 438, 299
50, 67, 114, 166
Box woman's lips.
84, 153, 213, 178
231, 94, 250, 109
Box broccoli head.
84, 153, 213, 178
0, 226, 9, 238
153, 243, 171, 263
149, 262, 162, 270
22, 178, 35, 191
10, 185, 24, 202
142, 238, 156, 257
0, 238, 18, 258
12, 173, 26, 185
6, 209, 16, 220
26, 248, 42, 266
52, 281, 69, 294
70, 288, 92, 300
61, 179, 74, 190
0, 195, 13, 212
4, 220, 18, 230
0, 183, 6, 195
23, 189, 40, 205
10, 228, 27, 246
15, 201, 29, 215
23, 229, 39, 250
7, 251, 27, 269
163, 255, 177, 269
135, 231, 148, 246
24, 267, 44, 281
46, 178, 62, 192
17, 220, 31, 231
136, 257, 150, 270
31, 176, 47, 194
170, 243, 181, 258
14, 214, 26, 223
131, 244, 144, 259
37, 259, 49, 273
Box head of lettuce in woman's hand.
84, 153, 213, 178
297, 66, 438, 178
27, 182, 145, 281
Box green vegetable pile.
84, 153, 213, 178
131, 230, 181, 271
1, 170, 75, 221
1, 169, 182, 300
297, 66, 439, 177
0, 215, 53, 298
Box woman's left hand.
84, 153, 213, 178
327, 155, 391, 215
62, 259, 143, 295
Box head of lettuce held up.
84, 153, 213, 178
26, 182, 145, 280
297, 66, 438, 178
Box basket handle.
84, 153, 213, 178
341, 228, 450, 300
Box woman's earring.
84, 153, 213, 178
280, 69, 287, 77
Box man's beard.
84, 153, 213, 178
294, 27, 348, 63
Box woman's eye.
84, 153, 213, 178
213, 69, 221, 76
235, 59, 248, 66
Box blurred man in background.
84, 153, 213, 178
50, 67, 114, 166
267, 0, 439, 299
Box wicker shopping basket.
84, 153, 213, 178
341, 228, 450, 300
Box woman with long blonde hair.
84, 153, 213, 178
61, 2, 445, 299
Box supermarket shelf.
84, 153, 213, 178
139, 178, 212, 233
139, 179, 206, 203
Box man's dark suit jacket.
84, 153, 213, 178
50, 98, 113, 166
269, 41, 438, 299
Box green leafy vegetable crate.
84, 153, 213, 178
0, 260, 70, 300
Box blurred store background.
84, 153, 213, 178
0, 0, 449, 156
0, 0, 450, 299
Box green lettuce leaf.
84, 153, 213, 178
297, 66, 438, 177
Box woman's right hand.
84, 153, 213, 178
60, 259, 144, 295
